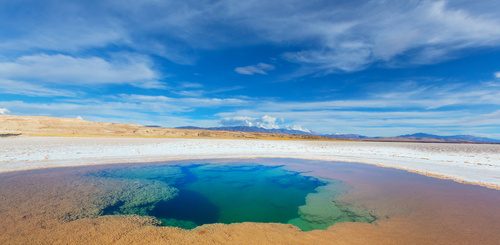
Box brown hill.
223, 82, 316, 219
0, 115, 337, 141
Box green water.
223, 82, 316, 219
93, 163, 376, 231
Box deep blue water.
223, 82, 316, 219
94, 163, 375, 230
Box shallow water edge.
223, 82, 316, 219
0, 158, 499, 244
87, 163, 376, 231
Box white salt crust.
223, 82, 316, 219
1, 137, 499, 188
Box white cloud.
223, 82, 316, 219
0, 79, 79, 97
133, 80, 168, 90
234, 63, 275, 75
216, 109, 479, 136
0, 53, 163, 89
0, 99, 204, 128
251, 81, 500, 112
457, 110, 500, 126
0, 91, 252, 129
495, 72, 500, 78
179, 82, 204, 89
280, 1, 500, 73
118, 94, 248, 109
2, 1, 500, 74
219, 115, 311, 132
213, 81, 500, 136
220, 115, 280, 129
2, 78, 498, 136
0, 5, 123, 55
0, 108, 10, 114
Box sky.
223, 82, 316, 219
1, 0, 500, 138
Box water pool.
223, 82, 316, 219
91, 163, 375, 230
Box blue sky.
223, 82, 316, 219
1, 0, 500, 138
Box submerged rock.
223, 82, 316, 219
289, 182, 376, 231
92, 165, 186, 185
62, 170, 180, 221
108, 179, 179, 216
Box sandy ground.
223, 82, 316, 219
1, 136, 499, 189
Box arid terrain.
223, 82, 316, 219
1, 115, 500, 244
0, 115, 333, 140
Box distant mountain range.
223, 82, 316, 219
395, 133, 500, 143
176, 126, 312, 135
175, 126, 500, 143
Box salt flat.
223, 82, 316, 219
1, 136, 499, 189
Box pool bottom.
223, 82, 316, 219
0, 158, 499, 244
92, 164, 376, 231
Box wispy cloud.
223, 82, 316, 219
0, 92, 249, 128
220, 115, 281, 129
281, 0, 500, 73
2, 78, 499, 137
168, 83, 244, 97
0, 53, 163, 89
215, 109, 491, 136
0, 1, 125, 58
178, 82, 204, 89
1, 0, 499, 138
213, 81, 500, 135
0, 79, 79, 97
4, 1, 498, 74
235, 63, 275, 75
0, 100, 194, 127
457, 110, 500, 126
219, 115, 311, 132
118, 94, 249, 109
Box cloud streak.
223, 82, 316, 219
1, 0, 499, 138
2, 1, 500, 73
0, 79, 80, 97
234, 63, 275, 75
2, 79, 499, 137
213, 81, 500, 136
0, 53, 163, 89
280, 0, 500, 73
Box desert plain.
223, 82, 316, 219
1, 115, 500, 244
